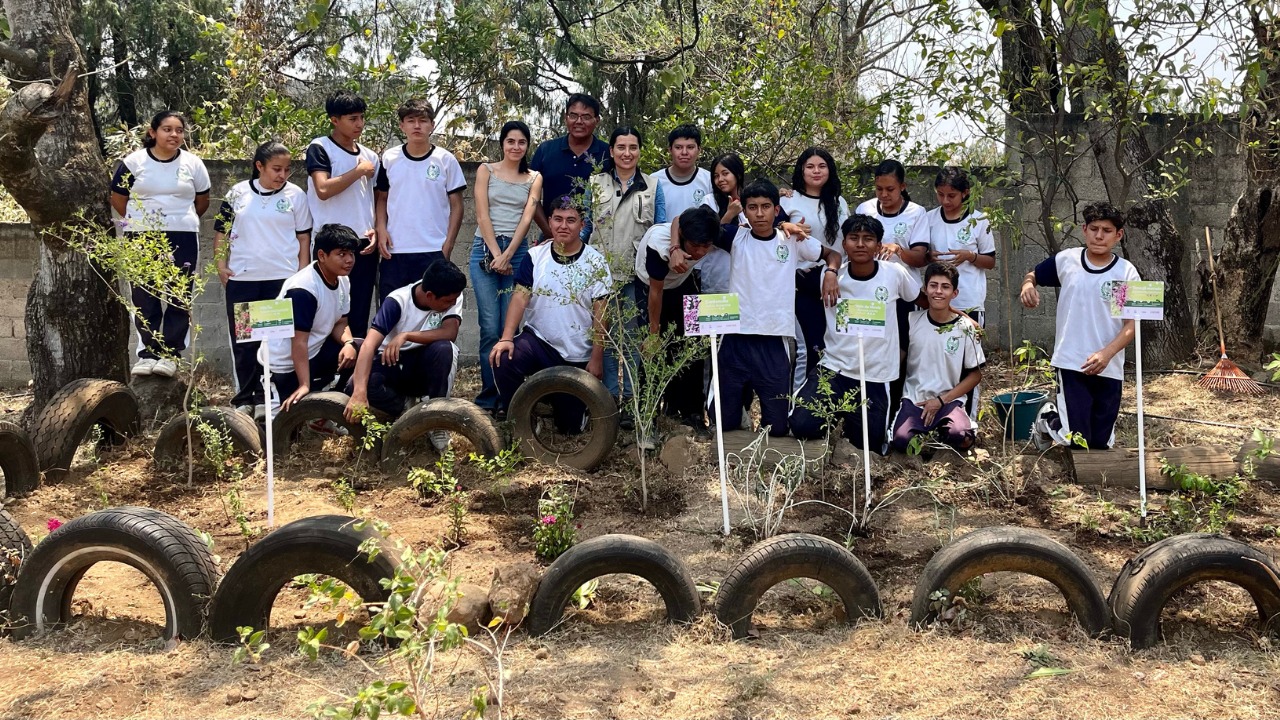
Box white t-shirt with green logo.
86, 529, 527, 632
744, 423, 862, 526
818, 260, 921, 381
902, 312, 985, 403
927, 207, 997, 312
1034, 248, 1141, 381
722, 226, 821, 337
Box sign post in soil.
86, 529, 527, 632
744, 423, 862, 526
835, 298, 887, 519
684, 293, 740, 536
234, 298, 295, 528
1110, 280, 1164, 517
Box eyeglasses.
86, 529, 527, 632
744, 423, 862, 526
566, 112, 597, 122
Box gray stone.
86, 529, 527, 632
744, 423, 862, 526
130, 375, 190, 431
659, 434, 701, 472
487, 562, 541, 627
421, 581, 491, 634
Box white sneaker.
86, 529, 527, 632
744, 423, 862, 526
429, 430, 450, 451
131, 358, 156, 377
152, 358, 178, 377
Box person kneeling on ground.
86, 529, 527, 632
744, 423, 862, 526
889, 262, 984, 453
790, 214, 923, 454
344, 260, 467, 420
264, 223, 360, 414
489, 195, 612, 430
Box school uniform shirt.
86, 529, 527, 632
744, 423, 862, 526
657, 167, 713, 217
902, 312, 986, 404
515, 243, 613, 363
927, 207, 997, 312
634, 223, 704, 289
263, 263, 351, 372
780, 192, 850, 267
305, 135, 378, 236
111, 148, 211, 232
819, 261, 922, 381
215, 180, 313, 281
374, 144, 467, 254
715, 226, 822, 337
371, 284, 465, 353
1034, 248, 1141, 381
854, 198, 930, 269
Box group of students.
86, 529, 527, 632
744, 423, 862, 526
109, 89, 1141, 455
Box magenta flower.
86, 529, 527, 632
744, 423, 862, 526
47, 518, 62, 532
541, 515, 557, 525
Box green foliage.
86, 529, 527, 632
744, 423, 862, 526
1012, 341, 1054, 388
332, 478, 357, 512
232, 625, 270, 665
792, 368, 860, 469
570, 578, 598, 609
467, 445, 522, 483
1125, 459, 1248, 541
533, 484, 577, 561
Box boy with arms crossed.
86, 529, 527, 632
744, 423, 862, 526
1020, 201, 1139, 450
889, 262, 984, 452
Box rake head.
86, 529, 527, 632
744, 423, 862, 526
1197, 356, 1266, 396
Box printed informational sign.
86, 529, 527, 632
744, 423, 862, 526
1109, 281, 1165, 320
233, 299, 295, 342
684, 293, 740, 336
835, 299, 887, 338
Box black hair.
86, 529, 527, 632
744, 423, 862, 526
420, 259, 468, 297
314, 223, 360, 256
668, 123, 702, 147
250, 140, 291, 180
1082, 201, 1126, 230
841, 213, 884, 242
710, 153, 746, 217
923, 261, 960, 290
934, 166, 972, 193
499, 120, 532, 174
143, 110, 186, 149
873, 159, 911, 205
609, 125, 643, 147
325, 90, 367, 118
677, 206, 720, 247
397, 98, 436, 121
565, 93, 602, 117
549, 194, 585, 217
791, 147, 842, 247
741, 178, 780, 207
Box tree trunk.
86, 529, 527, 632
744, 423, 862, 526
1196, 7, 1280, 359
110, 14, 138, 129
0, 0, 130, 415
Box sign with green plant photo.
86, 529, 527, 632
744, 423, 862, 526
234, 299, 294, 343
835, 299, 887, 338
1109, 280, 1165, 320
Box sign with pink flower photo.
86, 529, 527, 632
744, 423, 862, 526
234, 299, 295, 342
683, 293, 740, 336
1109, 280, 1164, 320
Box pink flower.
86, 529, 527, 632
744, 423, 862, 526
47, 518, 62, 532
541, 515, 557, 525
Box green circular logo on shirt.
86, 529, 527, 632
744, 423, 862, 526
875, 286, 889, 301
775, 244, 790, 262
275, 199, 291, 213
693, 189, 707, 204
957, 227, 974, 245
426, 163, 442, 181
945, 336, 960, 355
893, 223, 908, 239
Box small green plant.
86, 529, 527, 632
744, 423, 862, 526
792, 368, 860, 475
332, 478, 357, 512
445, 483, 469, 549
1124, 459, 1248, 541
927, 588, 968, 625
232, 625, 270, 664
533, 484, 577, 561
408, 448, 457, 501
570, 578, 599, 609
468, 444, 523, 484
1013, 341, 1054, 387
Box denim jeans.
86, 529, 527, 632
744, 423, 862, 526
470, 235, 528, 409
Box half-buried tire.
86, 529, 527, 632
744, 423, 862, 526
207, 514, 399, 642
271, 392, 388, 461
153, 407, 263, 470
7, 506, 217, 641
527, 534, 701, 636
1, 507, 32, 623
909, 526, 1109, 637
509, 366, 618, 471
0, 420, 39, 496
380, 398, 502, 473
1109, 533, 1280, 649
715, 533, 882, 639
34, 379, 140, 481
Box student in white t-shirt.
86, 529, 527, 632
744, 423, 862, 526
345, 260, 467, 420
110, 110, 211, 378
855, 160, 930, 269
656, 124, 713, 218
306, 90, 380, 336
890, 262, 984, 453
265, 225, 359, 412
782, 148, 851, 382
374, 98, 467, 301
1021, 202, 1139, 451
490, 196, 612, 430
926, 167, 997, 325
791, 214, 924, 454
214, 141, 314, 415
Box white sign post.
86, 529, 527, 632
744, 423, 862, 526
684, 293, 740, 536
233, 299, 295, 529
1110, 281, 1165, 518
835, 298, 887, 520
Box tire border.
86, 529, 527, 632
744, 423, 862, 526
380, 398, 502, 473
509, 366, 618, 471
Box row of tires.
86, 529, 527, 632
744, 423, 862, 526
1, 367, 619, 497
2, 505, 1276, 650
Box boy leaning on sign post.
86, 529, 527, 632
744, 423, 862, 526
791, 214, 924, 454
1020, 201, 1139, 451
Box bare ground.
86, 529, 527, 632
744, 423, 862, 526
1, 361, 1279, 719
